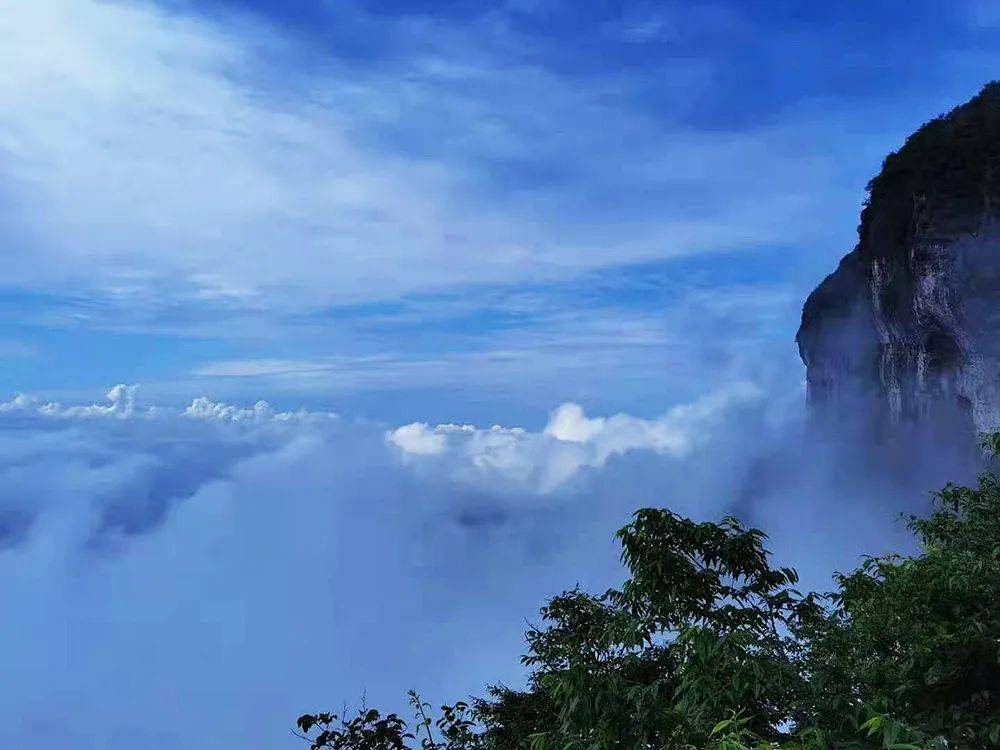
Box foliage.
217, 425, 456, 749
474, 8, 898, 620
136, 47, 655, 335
296, 436, 1000, 750
296, 693, 478, 750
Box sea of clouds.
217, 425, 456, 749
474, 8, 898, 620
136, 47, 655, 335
0, 381, 940, 749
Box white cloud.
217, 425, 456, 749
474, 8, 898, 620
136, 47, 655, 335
0, 384, 138, 419
388, 422, 451, 455
389, 382, 762, 491
0, 0, 844, 323
0, 0, 470, 303
544, 403, 605, 442
0, 385, 335, 427
183, 395, 334, 424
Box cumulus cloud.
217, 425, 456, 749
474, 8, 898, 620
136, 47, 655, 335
183, 395, 335, 424
545, 403, 606, 442
0, 384, 138, 418
388, 383, 762, 491
0, 385, 338, 425
388, 421, 452, 455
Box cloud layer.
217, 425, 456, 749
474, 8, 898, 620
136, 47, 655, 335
0, 381, 782, 748
0, 375, 967, 750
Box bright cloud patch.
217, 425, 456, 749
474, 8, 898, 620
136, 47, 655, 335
387, 422, 452, 455
0, 384, 138, 418
388, 383, 762, 491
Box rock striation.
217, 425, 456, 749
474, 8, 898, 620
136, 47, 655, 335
798, 83, 1000, 437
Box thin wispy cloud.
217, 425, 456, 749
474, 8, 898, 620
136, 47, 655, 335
1, 0, 859, 322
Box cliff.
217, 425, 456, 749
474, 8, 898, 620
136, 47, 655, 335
797, 82, 1000, 436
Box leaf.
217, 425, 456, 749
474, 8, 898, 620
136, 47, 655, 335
859, 715, 884, 736
529, 731, 549, 750
297, 715, 317, 733
711, 719, 735, 736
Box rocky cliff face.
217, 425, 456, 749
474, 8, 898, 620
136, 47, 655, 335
798, 83, 1000, 437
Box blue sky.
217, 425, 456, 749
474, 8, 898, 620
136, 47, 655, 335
0, 1, 997, 748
